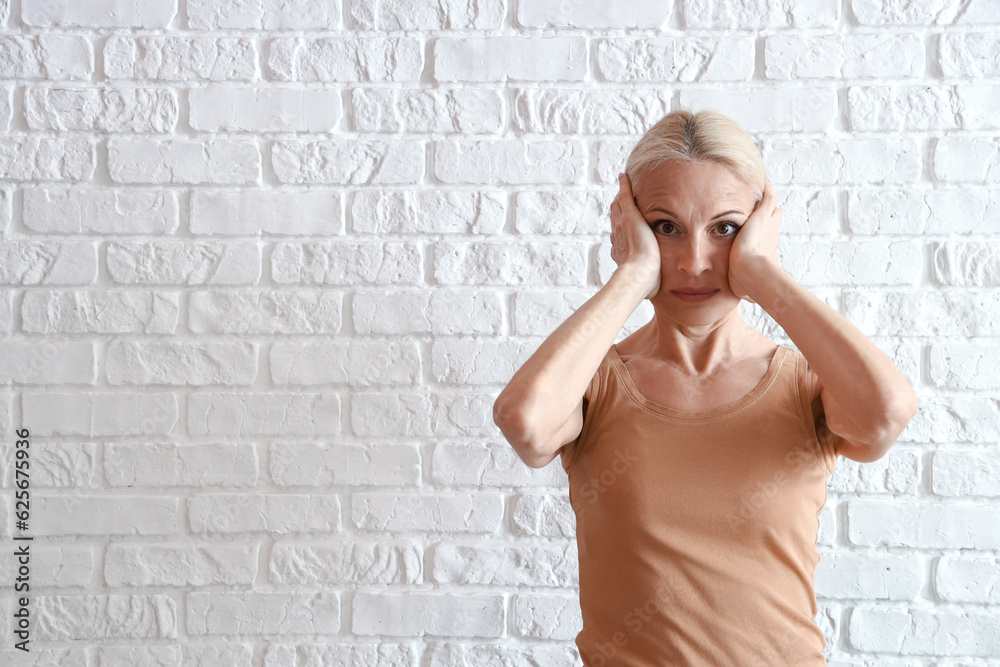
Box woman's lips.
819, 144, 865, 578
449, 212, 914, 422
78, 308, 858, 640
669, 289, 719, 302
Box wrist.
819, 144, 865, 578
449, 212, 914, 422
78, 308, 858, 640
744, 260, 796, 313
611, 263, 658, 301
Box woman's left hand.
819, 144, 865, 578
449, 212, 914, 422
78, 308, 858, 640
728, 180, 783, 303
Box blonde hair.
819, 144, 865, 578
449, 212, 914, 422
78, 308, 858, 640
625, 109, 765, 200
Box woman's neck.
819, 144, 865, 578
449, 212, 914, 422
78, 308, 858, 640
623, 308, 770, 376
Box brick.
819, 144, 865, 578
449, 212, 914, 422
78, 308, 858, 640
36, 595, 176, 641
852, 0, 998, 25
188, 392, 340, 435
273, 140, 423, 185
930, 343, 1000, 389
936, 137, 1000, 182
105, 37, 258, 81
904, 398, 1000, 443
0, 138, 94, 181
847, 188, 998, 235
940, 32, 1000, 77
512, 594, 581, 640
34, 496, 179, 536
269, 539, 421, 584
514, 89, 670, 134
108, 241, 259, 285
515, 190, 611, 235
106, 340, 256, 385
353, 291, 502, 335
187, 592, 340, 635
0, 648, 86, 664
765, 34, 924, 79
844, 291, 1000, 337
188, 0, 339, 29
684, 0, 838, 27
97, 646, 253, 666
351, 391, 495, 437
108, 138, 261, 185
270, 341, 420, 386
595, 139, 632, 184
189, 290, 341, 334
848, 500, 1000, 548
936, 556, 1000, 602
598, 37, 755, 82
352, 190, 505, 234
0, 341, 95, 384
435, 141, 585, 185
0, 241, 96, 285
932, 449, 1000, 496
435, 37, 587, 82
848, 607, 1000, 656
827, 448, 920, 494
433, 240, 587, 286
431, 443, 568, 487
353, 88, 503, 133
0, 187, 9, 234
352, 493, 503, 533
956, 84, 1000, 128
22, 290, 179, 334
264, 644, 417, 667
351, 0, 503, 29
0, 35, 93, 79
352, 592, 503, 637
23, 0, 175, 27
433, 542, 577, 586
680, 87, 837, 133
511, 494, 576, 538
431, 339, 535, 384
778, 240, 921, 286
269, 37, 421, 82
23, 188, 179, 235
272, 241, 421, 285
22, 392, 178, 436
776, 189, 838, 235
848, 86, 960, 131
933, 242, 1000, 286
513, 290, 588, 336
270, 443, 420, 486
105, 443, 258, 487
518, 0, 669, 27
814, 553, 923, 600
189, 87, 341, 132
0, 442, 97, 487
427, 643, 579, 667
765, 138, 921, 185
26, 86, 177, 132
0, 545, 93, 586
190, 191, 341, 236
188, 494, 341, 533
106, 543, 258, 586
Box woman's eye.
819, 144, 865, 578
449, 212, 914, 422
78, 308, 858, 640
716, 222, 741, 236
653, 221, 677, 234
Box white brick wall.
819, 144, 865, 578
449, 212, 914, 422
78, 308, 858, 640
0, 0, 996, 664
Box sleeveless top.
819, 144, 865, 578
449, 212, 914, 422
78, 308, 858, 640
559, 344, 837, 666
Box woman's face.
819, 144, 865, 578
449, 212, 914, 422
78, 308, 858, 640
632, 159, 758, 324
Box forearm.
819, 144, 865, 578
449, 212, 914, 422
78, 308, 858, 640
747, 260, 918, 443
494, 266, 650, 448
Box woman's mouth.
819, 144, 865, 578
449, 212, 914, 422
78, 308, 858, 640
670, 289, 719, 302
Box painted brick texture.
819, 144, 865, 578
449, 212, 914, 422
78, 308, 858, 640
0, 0, 996, 664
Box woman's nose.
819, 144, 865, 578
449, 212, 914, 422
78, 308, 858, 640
677, 237, 712, 275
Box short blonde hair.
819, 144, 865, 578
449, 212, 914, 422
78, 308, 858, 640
625, 109, 765, 199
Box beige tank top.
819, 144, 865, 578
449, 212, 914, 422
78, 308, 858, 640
560, 344, 837, 666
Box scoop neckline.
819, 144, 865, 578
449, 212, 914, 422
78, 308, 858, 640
609, 344, 787, 421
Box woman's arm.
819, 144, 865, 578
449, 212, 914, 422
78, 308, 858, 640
494, 174, 659, 468
729, 182, 919, 463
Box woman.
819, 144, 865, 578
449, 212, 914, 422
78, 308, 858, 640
492, 110, 918, 665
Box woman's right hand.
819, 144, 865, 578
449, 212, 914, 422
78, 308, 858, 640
610, 172, 661, 299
